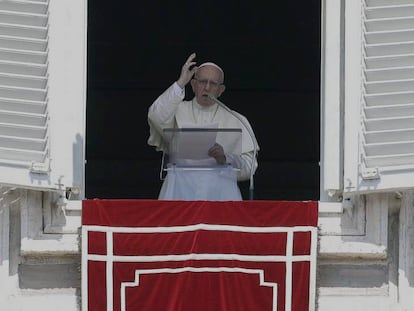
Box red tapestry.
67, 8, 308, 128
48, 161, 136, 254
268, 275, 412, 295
82, 199, 318, 311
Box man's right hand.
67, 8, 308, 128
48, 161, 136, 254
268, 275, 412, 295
176, 53, 198, 89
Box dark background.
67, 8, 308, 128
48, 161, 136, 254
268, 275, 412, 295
85, 1, 321, 200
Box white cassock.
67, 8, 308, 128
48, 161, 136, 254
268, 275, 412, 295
148, 83, 259, 201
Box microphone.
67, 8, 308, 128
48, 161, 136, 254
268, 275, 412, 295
207, 94, 257, 200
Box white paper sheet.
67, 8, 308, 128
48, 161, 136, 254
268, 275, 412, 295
175, 123, 218, 160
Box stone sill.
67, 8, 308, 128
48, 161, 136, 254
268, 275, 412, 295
20, 234, 80, 259
318, 236, 387, 259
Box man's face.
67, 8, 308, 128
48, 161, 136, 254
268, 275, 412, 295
190, 66, 225, 107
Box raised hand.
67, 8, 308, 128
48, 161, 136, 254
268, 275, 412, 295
176, 53, 198, 88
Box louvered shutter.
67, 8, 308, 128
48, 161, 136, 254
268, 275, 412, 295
344, 0, 414, 194
0, 0, 86, 195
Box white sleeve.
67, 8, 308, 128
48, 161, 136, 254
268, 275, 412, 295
148, 82, 185, 124
172, 81, 185, 96
147, 82, 185, 149
226, 151, 258, 181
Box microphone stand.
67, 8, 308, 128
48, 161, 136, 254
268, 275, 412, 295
208, 95, 257, 200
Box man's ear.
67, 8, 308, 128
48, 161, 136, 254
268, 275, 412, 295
217, 84, 226, 97
190, 79, 197, 93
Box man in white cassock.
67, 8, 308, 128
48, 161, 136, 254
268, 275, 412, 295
147, 52, 259, 200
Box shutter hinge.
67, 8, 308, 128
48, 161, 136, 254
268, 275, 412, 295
361, 167, 380, 180
30, 159, 50, 174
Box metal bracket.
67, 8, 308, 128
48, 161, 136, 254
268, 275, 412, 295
30, 159, 50, 174
361, 167, 380, 180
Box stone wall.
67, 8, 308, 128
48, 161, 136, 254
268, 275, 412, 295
0, 189, 413, 310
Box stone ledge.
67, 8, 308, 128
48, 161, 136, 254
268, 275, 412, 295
4, 288, 79, 311
318, 235, 387, 259
19, 263, 80, 289
20, 234, 80, 259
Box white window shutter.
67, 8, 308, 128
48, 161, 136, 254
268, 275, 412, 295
344, 0, 414, 194
0, 0, 86, 196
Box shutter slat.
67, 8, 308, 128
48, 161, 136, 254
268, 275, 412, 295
0, 37, 47, 52
365, 17, 414, 32
365, 153, 414, 167
0, 1, 48, 15
365, 128, 414, 143
365, 116, 414, 131
366, 67, 414, 80
365, 103, 414, 118
0, 86, 46, 101
365, 141, 414, 156
366, 5, 414, 19
365, 91, 414, 105
0, 61, 47, 76
365, 29, 414, 44
366, 42, 414, 56
0, 11, 47, 27
367, 0, 414, 7
0, 48, 47, 64
0, 123, 46, 139
0, 23, 47, 40
0, 147, 45, 162
0, 135, 46, 151
365, 79, 414, 93
0, 110, 47, 127
0, 73, 46, 89
0, 98, 46, 114
366, 54, 414, 69
0, 123, 47, 139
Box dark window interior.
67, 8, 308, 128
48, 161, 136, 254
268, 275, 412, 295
86, 1, 321, 200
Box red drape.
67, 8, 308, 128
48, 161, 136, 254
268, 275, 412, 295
82, 199, 318, 311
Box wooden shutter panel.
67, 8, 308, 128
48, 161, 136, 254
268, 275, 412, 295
0, 0, 49, 168
0, 0, 86, 194
344, 0, 414, 194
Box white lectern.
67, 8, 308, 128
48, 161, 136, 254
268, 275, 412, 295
159, 128, 242, 201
